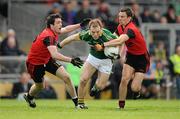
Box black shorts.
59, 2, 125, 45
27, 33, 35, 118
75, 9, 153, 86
26, 59, 61, 83
125, 52, 150, 73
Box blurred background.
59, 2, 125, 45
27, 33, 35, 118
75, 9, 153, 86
1, 0, 180, 101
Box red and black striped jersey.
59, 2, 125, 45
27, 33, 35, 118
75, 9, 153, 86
27, 28, 58, 65
116, 21, 148, 55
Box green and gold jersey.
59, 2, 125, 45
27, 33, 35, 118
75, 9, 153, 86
79, 28, 117, 59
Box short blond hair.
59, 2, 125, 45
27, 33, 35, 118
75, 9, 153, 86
89, 19, 103, 28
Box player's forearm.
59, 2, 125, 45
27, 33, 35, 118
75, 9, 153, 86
60, 33, 79, 47
48, 46, 72, 62
104, 35, 128, 47
61, 24, 80, 34
53, 52, 72, 62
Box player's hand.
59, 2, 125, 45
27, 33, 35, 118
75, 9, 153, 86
71, 57, 84, 68
57, 43, 62, 49
93, 44, 104, 51
80, 18, 91, 28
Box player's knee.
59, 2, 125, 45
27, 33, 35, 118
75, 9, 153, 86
80, 77, 88, 86
131, 84, 141, 92
96, 82, 106, 90
62, 75, 71, 84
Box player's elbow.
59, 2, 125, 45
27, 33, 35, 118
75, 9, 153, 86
50, 52, 58, 59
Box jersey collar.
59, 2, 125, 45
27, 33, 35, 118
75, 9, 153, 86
47, 28, 58, 37
121, 21, 132, 31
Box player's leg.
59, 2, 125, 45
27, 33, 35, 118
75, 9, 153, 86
78, 61, 96, 108
90, 58, 112, 96
119, 64, 134, 109
56, 66, 78, 105
131, 72, 144, 99
24, 83, 44, 108
131, 51, 150, 99
24, 62, 45, 108
45, 59, 78, 107
90, 71, 110, 96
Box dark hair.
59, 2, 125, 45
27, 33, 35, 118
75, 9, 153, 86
120, 8, 134, 17
46, 14, 61, 28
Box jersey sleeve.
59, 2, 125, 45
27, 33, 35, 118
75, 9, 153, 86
115, 25, 121, 36
79, 30, 89, 41
103, 29, 117, 39
43, 36, 57, 47
126, 28, 135, 39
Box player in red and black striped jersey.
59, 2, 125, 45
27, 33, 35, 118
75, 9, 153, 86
94, 8, 150, 109
24, 14, 90, 108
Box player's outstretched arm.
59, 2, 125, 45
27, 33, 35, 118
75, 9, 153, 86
61, 24, 80, 34
57, 33, 80, 49
60, 18, 91, 34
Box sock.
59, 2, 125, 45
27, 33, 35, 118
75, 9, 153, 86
72, 97, 78, 106
27, 93, 34, 100
119, 100, 125, 108
78, 98, 84, 105
92, 84, 100, 91
133, 91, 141, 99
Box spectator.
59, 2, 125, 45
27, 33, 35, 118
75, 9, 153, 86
47, 2, 61, 16
164, 4, 176, 23
75, 0, 93, 24
95, 2, 112, 28
36, 80, 57, 99
151, 9, 161, 23
140, 7, 152, 23
160, 16, 168, 24
61, 0, 76, 26
154, 41, 167, 65
0, 29, 26, 73
131, 2, 142, 27
0, 29, 26, 56
169, 44, 180, 99
154, 60, 165, 98
11, 72, 32, 99
148, 32, 156, 55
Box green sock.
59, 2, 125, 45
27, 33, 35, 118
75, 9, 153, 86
92, 84, 100, 91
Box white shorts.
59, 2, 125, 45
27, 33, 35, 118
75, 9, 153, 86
86, 54, 113, 74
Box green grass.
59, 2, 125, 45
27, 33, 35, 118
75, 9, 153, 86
0, 99, 180, 119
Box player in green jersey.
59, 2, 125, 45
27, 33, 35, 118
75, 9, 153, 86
58, 19, 117, 109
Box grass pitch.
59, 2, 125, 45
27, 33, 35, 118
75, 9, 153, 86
0, 99, 180, 119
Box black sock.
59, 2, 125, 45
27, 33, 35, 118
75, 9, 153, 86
27, 93, 34, 100
72, 98, 78, 106
133, 91, 141, 99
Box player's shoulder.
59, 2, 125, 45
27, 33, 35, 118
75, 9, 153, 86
102, 28, 112, 34
79, 29, 91, 40
80, 29, 89, 35
102, 28, 117, 39
40, 28, 55, 37
127, 22, 137, 30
